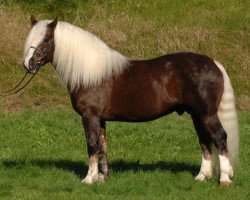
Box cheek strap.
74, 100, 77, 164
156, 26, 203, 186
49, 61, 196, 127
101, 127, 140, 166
30, 39, 54, 60
30, 46, 45, 59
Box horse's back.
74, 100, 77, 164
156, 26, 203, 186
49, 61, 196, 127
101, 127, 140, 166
109, 52, 224, 120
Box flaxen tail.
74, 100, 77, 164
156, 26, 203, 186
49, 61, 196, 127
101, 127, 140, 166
214, 61, 239, 166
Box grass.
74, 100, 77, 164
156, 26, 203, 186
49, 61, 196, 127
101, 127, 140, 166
0, 1, 249, 198
0, 108, 249, 199
0, 0, 249, 110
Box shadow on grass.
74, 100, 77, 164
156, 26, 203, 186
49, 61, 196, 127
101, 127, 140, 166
2, 159, 199, 177
111, 160, 199, 176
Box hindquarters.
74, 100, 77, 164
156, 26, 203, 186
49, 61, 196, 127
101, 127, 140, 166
174, 54, 238, 185
177, 55, 238, 164
174, 53, 224, 115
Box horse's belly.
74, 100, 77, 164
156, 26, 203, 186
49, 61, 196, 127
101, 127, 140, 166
104, 93, 177, 122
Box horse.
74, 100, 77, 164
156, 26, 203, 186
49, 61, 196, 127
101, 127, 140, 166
23, 16, 239, 186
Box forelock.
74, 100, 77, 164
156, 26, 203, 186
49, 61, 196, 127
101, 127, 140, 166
23, 20, 52, 59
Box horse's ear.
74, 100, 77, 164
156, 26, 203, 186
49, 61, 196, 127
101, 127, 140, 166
48, 18, 58, 30
30, 15, 38, 27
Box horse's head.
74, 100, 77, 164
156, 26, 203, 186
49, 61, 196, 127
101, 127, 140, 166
23, 16, 57, 74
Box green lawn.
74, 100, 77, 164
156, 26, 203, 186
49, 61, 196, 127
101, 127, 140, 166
0, 109, 249, 199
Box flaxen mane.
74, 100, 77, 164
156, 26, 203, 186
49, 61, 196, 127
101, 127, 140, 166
24, 20, 129, 89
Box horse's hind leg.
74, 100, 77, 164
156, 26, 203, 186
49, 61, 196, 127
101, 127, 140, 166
192, 114, 213, 181
200, 114, 233, 185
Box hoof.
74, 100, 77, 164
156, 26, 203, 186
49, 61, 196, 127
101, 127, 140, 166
82, 174, 98, 185
195, 173, 206, 181
82, 177, 94, 185
220, 176, 232, 188
219, 173, 232, 187
98, 173, 107, 182
195, 172, 212, 181
220, 181, 232, 188
82, 173, 107, 184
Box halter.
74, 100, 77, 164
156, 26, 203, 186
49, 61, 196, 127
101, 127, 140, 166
30, 38, 54, 62
30, 46, 45, 59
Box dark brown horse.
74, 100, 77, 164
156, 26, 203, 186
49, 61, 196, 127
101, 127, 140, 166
23, 16, 239, 186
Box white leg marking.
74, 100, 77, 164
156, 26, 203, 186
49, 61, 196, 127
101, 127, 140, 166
219, 154, 233, 184
98, 173, 106, 182
82, 156, 99, 184
195, 154, 213, 181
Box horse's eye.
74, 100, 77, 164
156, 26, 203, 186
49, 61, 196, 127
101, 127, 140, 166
44, 37, 50, 42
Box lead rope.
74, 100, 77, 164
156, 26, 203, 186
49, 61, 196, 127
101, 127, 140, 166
0, 45, 46, 97
0, 72, 36, 97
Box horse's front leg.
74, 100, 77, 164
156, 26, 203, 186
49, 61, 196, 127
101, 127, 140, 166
82, 115, 101, 184
98, 121, 109, 182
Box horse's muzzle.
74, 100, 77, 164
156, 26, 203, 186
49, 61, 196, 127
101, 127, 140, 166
23, 60, 39, 74
27, 67, 37, 74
